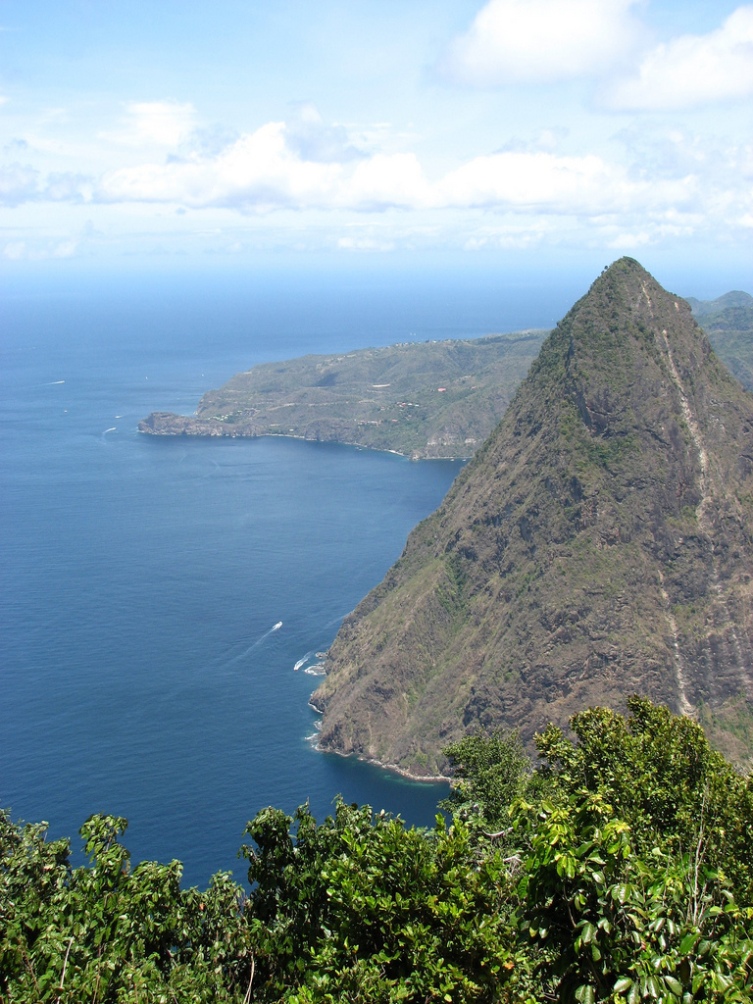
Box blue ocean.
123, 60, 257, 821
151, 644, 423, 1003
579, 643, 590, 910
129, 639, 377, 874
1, 263, 579, 887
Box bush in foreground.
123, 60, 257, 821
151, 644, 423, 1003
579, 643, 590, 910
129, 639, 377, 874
2, 698, 752, 1002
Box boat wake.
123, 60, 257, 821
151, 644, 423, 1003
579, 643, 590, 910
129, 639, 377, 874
223, 621, 283, 668
294, 650, 315, 671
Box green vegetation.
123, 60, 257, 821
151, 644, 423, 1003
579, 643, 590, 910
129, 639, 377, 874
439, 729, 529, 827
139, 332, 547, 459
686, 292, 753, 392
138, 290, 753, 459
3, 699, 751, 1002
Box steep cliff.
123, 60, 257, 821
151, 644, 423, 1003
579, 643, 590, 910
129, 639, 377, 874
312, 259, 753, 775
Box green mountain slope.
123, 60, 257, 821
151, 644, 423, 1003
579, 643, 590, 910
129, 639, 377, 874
312, 259, 753, 776
688, 290, 753, 391
139, 293, 752, 459
139, 332, 545, 459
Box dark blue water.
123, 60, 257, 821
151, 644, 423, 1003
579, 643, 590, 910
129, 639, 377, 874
1, 264, 575, 887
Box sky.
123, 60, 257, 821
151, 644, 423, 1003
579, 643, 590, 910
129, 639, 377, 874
1, 0, 752, 287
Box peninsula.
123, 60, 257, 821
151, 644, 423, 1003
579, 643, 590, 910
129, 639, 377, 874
140, 291, 751, 460
139, 331, 545, 459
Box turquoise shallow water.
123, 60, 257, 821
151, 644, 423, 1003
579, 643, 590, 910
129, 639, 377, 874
0, 266, 574, 886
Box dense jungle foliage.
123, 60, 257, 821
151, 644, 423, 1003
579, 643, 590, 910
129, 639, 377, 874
2, 698, 752, 1003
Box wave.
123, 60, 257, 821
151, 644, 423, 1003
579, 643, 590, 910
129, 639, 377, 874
294, 650, 314, 671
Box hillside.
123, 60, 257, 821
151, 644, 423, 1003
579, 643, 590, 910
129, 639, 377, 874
139, 294, 752, 459
687, 290, 753, 391
139, 331, 545, 460
312, 259, 753, 776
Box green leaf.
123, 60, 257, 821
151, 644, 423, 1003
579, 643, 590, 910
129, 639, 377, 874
678, 932, 698, 954
664, 975, 684, 994
579, 921, 596, 945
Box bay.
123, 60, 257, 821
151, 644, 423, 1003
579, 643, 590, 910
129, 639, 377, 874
1, 264, 575, 886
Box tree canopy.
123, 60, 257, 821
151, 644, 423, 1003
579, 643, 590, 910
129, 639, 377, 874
2, 698, 751, 1002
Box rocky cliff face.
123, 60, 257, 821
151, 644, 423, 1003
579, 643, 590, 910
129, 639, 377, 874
312, 259, 753, 776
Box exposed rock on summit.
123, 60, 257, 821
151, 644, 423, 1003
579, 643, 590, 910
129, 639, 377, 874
312, 258, 753, 776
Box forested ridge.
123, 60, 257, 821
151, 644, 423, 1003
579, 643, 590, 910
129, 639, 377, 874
2, 699, 752, 1003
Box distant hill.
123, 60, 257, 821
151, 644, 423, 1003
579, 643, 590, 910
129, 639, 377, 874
686, 290, 753, 317
687, 291, 753, 391
139, 332, 546, 459
312, 259, 753, 776
140, 292, 752, 459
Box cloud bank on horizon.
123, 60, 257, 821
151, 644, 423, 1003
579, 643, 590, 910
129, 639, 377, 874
1, 0, 751, 266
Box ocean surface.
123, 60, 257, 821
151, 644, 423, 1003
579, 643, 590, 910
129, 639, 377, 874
1, 264, 579, 887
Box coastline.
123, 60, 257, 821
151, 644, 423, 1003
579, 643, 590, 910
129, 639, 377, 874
136, 329, 551, 461
308, 699, 449, 785
139, 423, 472, 463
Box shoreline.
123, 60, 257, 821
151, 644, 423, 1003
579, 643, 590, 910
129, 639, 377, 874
139, 424, 472, 463
308, 700, 448, 784
319, 744, 449, 785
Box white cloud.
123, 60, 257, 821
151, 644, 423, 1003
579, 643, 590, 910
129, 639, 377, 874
8, 123, 709, 225
608, 5, 753, 109
106, 128, 686, 220
99, 121, 702, 219
284, 103, 364, 163
5, 104, 750, 260
462, 220, 554, 250
0, 163, 93, 206
3, 240, 27, 260
99, 122, 340, 210
45, 172, 93, 202
101, 101, 197, 149
0, 163, 40, 205
342, 153, 429, 210
51, 239, 78, 258
440, 0, 644, 86
435, 150, 696, 214
99, 122, 429, 213
605, 222, 694, 249
2, 238, 78, 260
336, 236, 397, 252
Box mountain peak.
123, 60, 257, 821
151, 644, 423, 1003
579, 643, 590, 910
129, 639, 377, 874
312, 260, 753, 776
